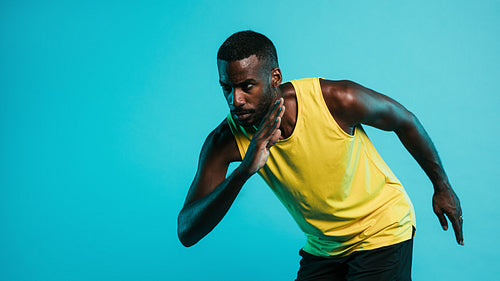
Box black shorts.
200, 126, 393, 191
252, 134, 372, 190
295, 237, 414, 281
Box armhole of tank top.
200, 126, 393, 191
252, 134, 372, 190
279, 79, 300, 144
357, 127, 403, 188
316, 77, 356, 139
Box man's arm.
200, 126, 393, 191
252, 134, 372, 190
320, 79, 464, 245
177, 98, 285, 247
177, 120, 244, 247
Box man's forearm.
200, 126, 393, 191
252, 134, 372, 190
394, 113, 450, 190
395, 112, 464, 244
177, 166, 252, 247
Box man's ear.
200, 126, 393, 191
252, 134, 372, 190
270, 67, 282, 87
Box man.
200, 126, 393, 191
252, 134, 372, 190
177, 30, 463, 280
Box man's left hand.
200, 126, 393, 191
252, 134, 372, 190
432, 186, 464, 245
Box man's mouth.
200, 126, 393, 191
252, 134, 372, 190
232, 110, 252, 117
232, 110, 254, 123
235, 113, 251, 120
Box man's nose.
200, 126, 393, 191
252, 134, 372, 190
229, 88, 245, 108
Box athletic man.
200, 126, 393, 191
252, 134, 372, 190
177, 30, 463, 280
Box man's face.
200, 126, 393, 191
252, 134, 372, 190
217, 54, 274, 127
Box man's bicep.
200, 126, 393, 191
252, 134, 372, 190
347, 82, 414, 132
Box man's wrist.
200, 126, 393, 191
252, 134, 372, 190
433, 180, 452, 192
235, 164, 254, 181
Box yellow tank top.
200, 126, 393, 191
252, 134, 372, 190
227, 77, 416, 257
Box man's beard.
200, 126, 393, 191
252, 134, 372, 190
236, 87, 275, 128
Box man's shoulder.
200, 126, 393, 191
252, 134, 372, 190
319, 78, 357, 95
204, 119, 241, 163
318, 78, 361, 109
207, 119, 233, 148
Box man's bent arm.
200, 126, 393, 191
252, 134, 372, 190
321, 80, 463, 245
177, 121, 246, 247
178, 99, 285, 247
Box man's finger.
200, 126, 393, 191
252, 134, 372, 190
255, 102, 277, 133
265, 115, 282, 144
259, 101, 284, 138
279, 105, 285, 119
268, 128, 281, 148
264, 98, 283, 122
436, 211, 448, 231
447, 213, 464, 245
260, 104, 285, 149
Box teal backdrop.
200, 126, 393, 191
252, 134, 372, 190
1, 1, 499, 280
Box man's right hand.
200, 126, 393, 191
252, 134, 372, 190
239, 98, 285, 176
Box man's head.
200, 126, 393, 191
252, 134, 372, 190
217, 30, 278, 72
217, 30, 282, 127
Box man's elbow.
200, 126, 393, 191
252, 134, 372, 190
177, 213, 198, 247
394, 110, 419, 134
177, 227, 197, 247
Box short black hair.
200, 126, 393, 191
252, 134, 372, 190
217, 30, 278, 71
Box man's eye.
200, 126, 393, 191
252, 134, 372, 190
244, 84, 254, 91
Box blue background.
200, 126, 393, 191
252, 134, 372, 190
1, 1, 499, 280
